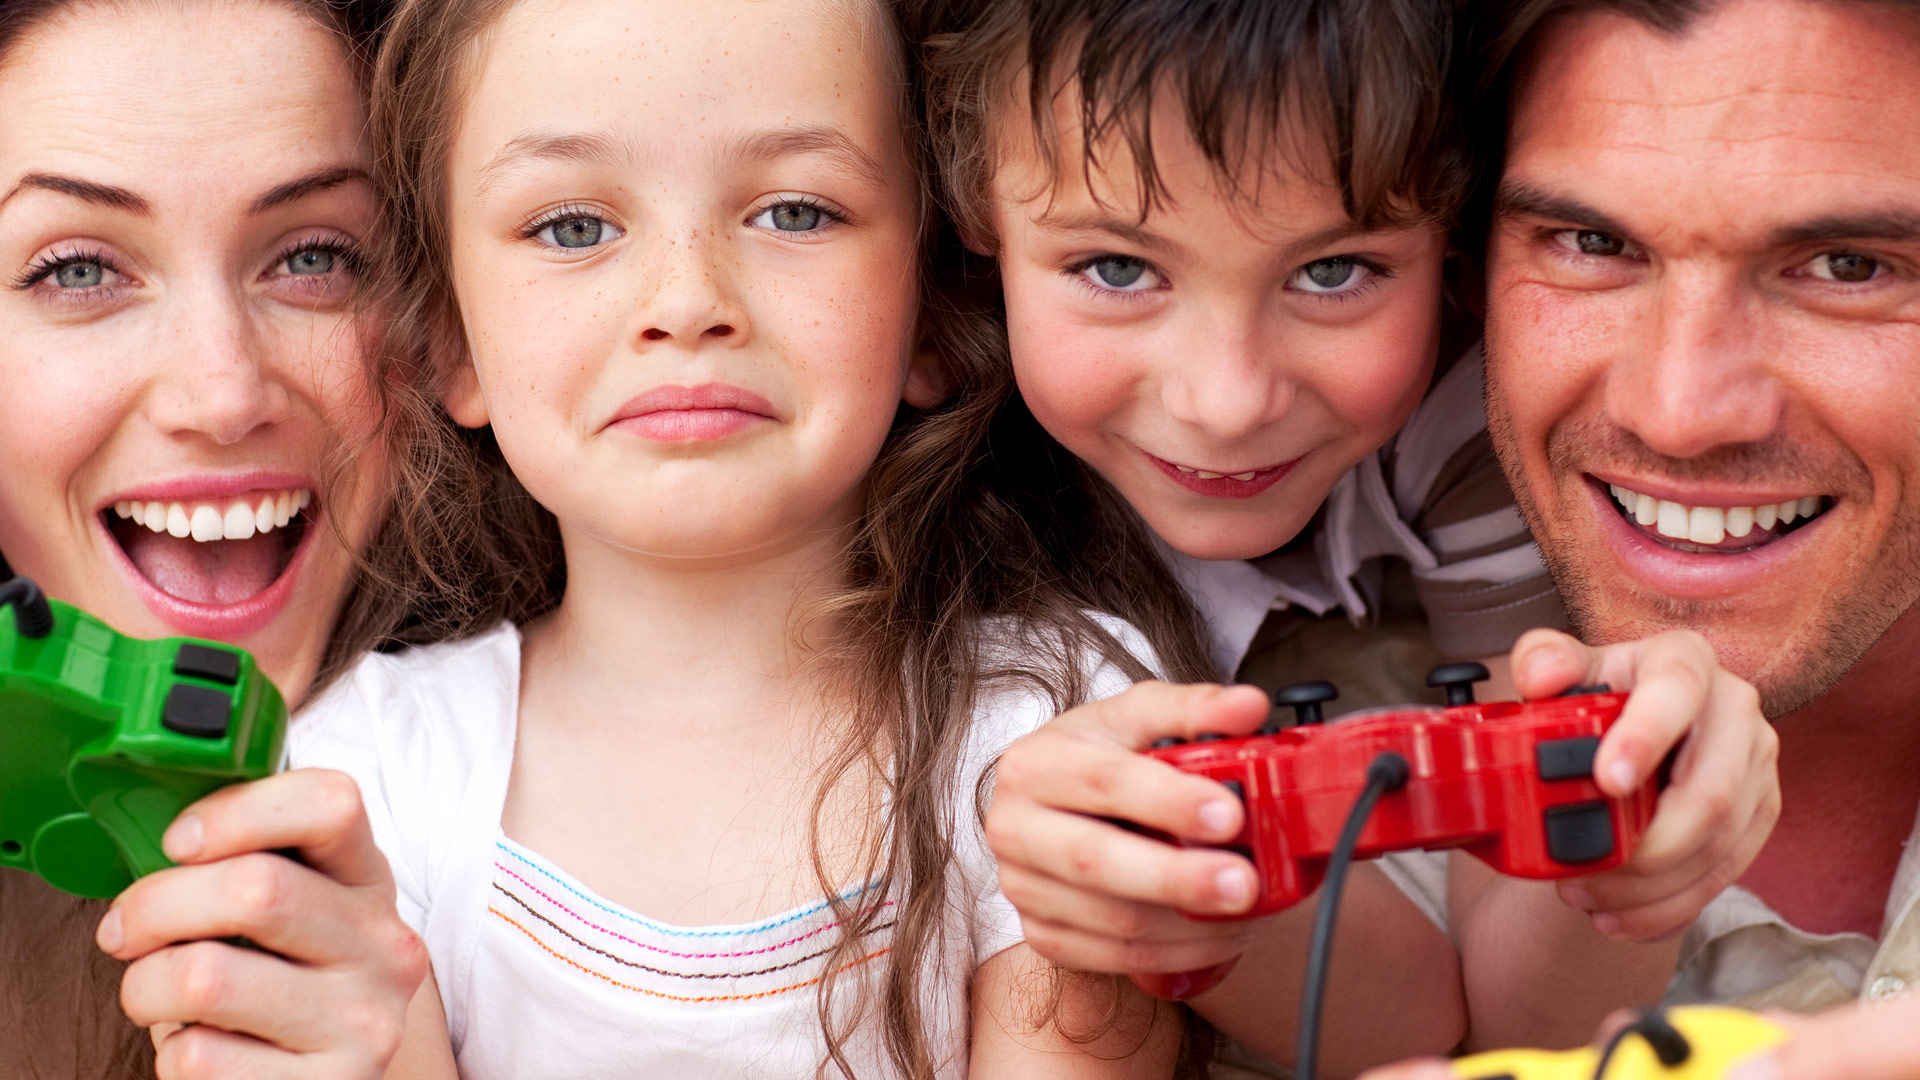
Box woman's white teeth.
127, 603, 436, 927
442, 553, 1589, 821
1608, 483, 1824, 543
112, 489, 312, 542
1171, 464, 1259, 481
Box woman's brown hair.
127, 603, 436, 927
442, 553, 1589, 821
367, 0, 1215, 1075
0, 1, 388, 1074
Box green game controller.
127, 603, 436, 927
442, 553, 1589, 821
0, 576, 285, 898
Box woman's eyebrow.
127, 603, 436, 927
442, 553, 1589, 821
0, 173, 150, 214
249, 165, 372, 215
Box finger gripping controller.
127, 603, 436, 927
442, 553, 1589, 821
0, 578, 286, 898
1133, 667, 1658, 999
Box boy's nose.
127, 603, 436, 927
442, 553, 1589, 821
1160, 333, 1295, 445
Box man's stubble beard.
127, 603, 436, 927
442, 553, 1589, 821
1481, 349, 1920, 720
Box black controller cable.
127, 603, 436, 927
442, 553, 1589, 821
1589, 1008, 1692, 1080
1296, 750, 1413, 1080
0, 577, 53, 639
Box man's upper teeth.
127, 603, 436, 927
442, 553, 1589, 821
1607, 483, 1822, 543
112, 489, 311, 542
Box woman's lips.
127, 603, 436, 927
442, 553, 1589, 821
608, 383, 776, 442
98, 490, 319, 640
1145, 451, 1302, 500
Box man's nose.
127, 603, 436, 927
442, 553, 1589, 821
1605, 268, 1784, 458
1159, 319, 1294, 445
143, 288, 293, 445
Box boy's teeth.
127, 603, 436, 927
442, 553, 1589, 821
111, 489, 313, 544
1607, 482, 1825, 546
1171, 464, 1260, 481
1196, 471, 1223, 480
1230, 472, 1256, 481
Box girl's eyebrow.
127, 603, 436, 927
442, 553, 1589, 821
475, 124, 889, 197
724, 126, 889, 188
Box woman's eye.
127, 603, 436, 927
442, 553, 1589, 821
1289, 257, 1372, 295
1806, 251, 1882, 283
536, 215, 621, 250
1078, 256, 1161, 292
53, 259, 107, 288
284, 249, 337, 276
750, 202, 833, 233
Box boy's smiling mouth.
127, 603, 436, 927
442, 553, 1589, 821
102, 486, 316, 608
1596, 477, 1830, 555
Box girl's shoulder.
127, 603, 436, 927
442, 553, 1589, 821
965, 610, 1162, 762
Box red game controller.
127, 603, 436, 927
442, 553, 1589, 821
1132, 663, 1659, 1000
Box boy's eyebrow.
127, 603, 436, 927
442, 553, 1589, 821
475, 130, 634, 198
0, 173, 151, 215
1030, 210, 1171, 253
249, 165, 371, 215
1493, 181, 1635, 238
724, 125, 889, 188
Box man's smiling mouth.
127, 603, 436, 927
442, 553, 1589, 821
1601, 479, 1830, 554
104, 488, 315, 605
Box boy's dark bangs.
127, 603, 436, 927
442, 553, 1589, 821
1024, 0, 1468, 230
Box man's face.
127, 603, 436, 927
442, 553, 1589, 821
1486, 0, 1920, 715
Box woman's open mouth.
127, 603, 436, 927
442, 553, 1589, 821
103, 487, 316, 608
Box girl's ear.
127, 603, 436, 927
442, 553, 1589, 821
430, 302, 490, 428
903, 342, 951, 409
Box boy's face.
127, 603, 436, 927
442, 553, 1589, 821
988, 90, 1447, 561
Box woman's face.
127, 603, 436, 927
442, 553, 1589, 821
0, 0, 387, 703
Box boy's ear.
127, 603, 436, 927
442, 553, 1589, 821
903, 342, 951, 409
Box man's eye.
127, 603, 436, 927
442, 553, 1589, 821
1077, 256, 1161, 292
1807, 252, 1881, 283
1289, 257, 1374, 295
1571, 230, 1627, 257
536, 215, 622, 250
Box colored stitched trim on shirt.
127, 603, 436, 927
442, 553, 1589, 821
495, 863, 896, 960
495, 884, 896, 980
496, 840, 876, 937
491, 906, 890, 1003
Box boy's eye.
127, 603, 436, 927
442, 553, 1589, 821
1078, 256, 1161, 292
1804, 251, 1882, 283
1289, 257, 1372, 294
536, 215, 622, 250
752, 202, 828, 232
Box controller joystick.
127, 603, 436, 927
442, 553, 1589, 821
1129, 674, 1658, 1000
1426, 661, 1491, 706
0, 577, 286, 898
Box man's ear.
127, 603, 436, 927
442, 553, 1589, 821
430, 303, 490, 428
903, 342, 951, 409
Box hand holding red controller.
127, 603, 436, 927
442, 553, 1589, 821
1132, 664, 1659, 1000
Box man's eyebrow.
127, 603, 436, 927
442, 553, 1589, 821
1493, 181, 1636, 238
475, 130, 634, 197
725, 125, 889, 188
249, 165, 371, 215
0, 173, 151, 214
1769, 211, 1920, 248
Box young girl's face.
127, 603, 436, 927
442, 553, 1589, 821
989, 90, 1446, 562
0, 1, 386, 701
443, 0, 927, 566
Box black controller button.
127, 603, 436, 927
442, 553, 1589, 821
1275, 680, 1339, 726
173, 644, 241, 686
1536, 736, 1602, 781
1544, 801, 1616, 863
1150, 737, 1184, 749
1221, 779, 1244, 801
1426, 662, 1491, 707
162, 684, 232, 739
1196, 732, 1229, 742
1559, 683, 1613, 697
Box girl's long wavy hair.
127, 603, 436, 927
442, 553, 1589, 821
0, 4, 392, 1076
368, 0, 1215, 1075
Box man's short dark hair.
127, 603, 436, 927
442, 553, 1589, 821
914, 0, 1470, 246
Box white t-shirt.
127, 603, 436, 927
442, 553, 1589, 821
290, 617, 1153, 1079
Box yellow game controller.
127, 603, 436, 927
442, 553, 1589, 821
1453, 1007, 1788, 1080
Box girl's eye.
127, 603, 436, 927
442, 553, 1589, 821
53, 259, 106, 288
536, 215, 622, 250
1805, 251, 1882, 283
284, 249, 337, 275
1289, 257, 1373, 295
1078, 256, 1162, 292
749, 201, 836, 233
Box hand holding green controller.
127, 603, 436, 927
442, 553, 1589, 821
0, 576, 286, 898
